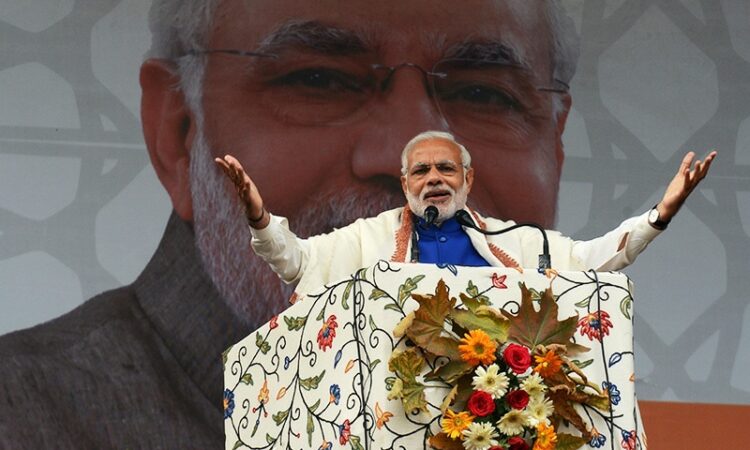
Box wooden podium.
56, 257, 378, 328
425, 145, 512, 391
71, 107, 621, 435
223, 262, 646, 449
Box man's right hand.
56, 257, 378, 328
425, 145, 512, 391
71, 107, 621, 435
214, 155, 270, 229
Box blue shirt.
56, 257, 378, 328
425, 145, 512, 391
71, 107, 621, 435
415, 216, 489, 267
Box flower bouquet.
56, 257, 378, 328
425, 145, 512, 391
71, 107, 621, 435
387, 280, 611, 450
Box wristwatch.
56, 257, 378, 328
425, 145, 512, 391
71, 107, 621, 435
647, 205, 670, 230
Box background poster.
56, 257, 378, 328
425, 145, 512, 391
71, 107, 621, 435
1, 0, 748, 427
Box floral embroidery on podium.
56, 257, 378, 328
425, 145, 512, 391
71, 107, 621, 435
222, 263, 646, 449
388, 280, 611, 450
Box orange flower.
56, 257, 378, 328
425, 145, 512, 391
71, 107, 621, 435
533, 350, 563, 378
441, 409, 475, 439
458, 330, 497, 366
533, 423, 557, 450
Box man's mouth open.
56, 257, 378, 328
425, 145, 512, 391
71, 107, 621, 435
423, 190, 452, 203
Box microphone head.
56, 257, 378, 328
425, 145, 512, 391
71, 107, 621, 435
454, 209, 475, 228
423, 205, 439, 225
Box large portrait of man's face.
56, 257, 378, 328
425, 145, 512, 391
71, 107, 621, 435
155, 0, 572, 318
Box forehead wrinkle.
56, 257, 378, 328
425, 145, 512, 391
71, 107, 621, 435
255, 19, 374, 55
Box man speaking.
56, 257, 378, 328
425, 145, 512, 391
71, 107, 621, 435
216, 130, 715, 298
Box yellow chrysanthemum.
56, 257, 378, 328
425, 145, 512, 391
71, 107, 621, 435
533, 350, 563, 378
533, 423, 557, 450
441, 409, 475, 439
458, 330, 497, 366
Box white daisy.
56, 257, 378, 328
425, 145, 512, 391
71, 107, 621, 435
520, 373, 546, 401
471, 364, 509, 398
496, 409, 532, 436
461, 422, 499, 450
526, 396, 554, 426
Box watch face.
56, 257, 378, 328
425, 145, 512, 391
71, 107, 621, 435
649, 208, 659, 223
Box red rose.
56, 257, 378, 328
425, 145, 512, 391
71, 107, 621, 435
508, 436, 530, 450
489, 446, 506, 450
503, 344, 532, 374
467, 390, 496, 417
506, 389, 529, 410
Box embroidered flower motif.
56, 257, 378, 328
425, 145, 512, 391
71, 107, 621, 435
577, 310, 613, 341
441, 409, 475, 439
338, 419, 351, 445
329, 384, 341, 405
492, 273, 508, 289
459, 330, 498, 366
602, 381, 621, 405
533, 350, 563, 378
620, 429, 637, 450
269, 315, 279, 330
533, 423, 557, 450
223, 389, 235, 419
317, 315, 338, 351
375, 402, 393, 430
589, 428, 607, 448
318, 441, 333, 450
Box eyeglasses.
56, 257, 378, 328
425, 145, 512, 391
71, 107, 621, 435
187, 49, 568, 145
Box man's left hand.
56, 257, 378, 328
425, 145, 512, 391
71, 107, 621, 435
657, 150, 717, 222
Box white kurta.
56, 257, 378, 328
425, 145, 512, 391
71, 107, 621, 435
250, 207, 662, 298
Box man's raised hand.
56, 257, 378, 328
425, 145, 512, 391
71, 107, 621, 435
214, 155, 269, 229
657, 150, 717, 221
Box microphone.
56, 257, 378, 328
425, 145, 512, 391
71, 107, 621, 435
423, 206, 439, 226
455, 210, 552, 272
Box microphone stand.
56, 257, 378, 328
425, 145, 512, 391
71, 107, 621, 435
454, 210, 552, 272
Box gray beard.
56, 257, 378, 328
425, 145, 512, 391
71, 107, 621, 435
405, 183, 469, 224
189, 133, 403, 330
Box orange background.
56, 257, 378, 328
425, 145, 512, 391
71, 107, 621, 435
640, 401, 749, 449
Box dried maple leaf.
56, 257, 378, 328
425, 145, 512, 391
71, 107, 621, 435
406, 280, 460, 359
502, 283, 578, 350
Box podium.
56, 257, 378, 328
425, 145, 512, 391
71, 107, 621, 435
223, 262, 646, 449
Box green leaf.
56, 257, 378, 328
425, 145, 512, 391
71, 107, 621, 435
255, 333, 271, 354
240, 373, 254, 385
272, 410, 288, 426
398, 275, 425, 305
369, 288, 388, 300
309, 399, 321, 413
231, 440, 244, 450
341, 281, 353, 310
349, 435, 365, 450
502, 283, 578, 349
400, 378, 428, 414
306, 411, 315, 447
316, 308, 325, 321
464, 281, 489, 305
368, 315, 377, 332
620, 295, 633, 320
222, 345, 233, 368
388, 348, 424, 380
574, 297, 591, 308
300, 370, 326, 391
355, 267, 368, 281
450, 307, 509, 342
424, 359, 473, 383
572, 359, 593, 370
405, 280, 460, 359
265, 433, 275, 444
369, 359, 381, 371
284, 316, 307, 331
555, 432, 587, 450
384, 303, 402, 313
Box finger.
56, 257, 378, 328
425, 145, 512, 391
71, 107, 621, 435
679, 151, 696, 172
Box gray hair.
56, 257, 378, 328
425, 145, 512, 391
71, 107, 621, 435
400, 131, 472, 176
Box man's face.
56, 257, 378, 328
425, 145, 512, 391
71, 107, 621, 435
401, 139, 473, 222
199, 0, 567, 231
